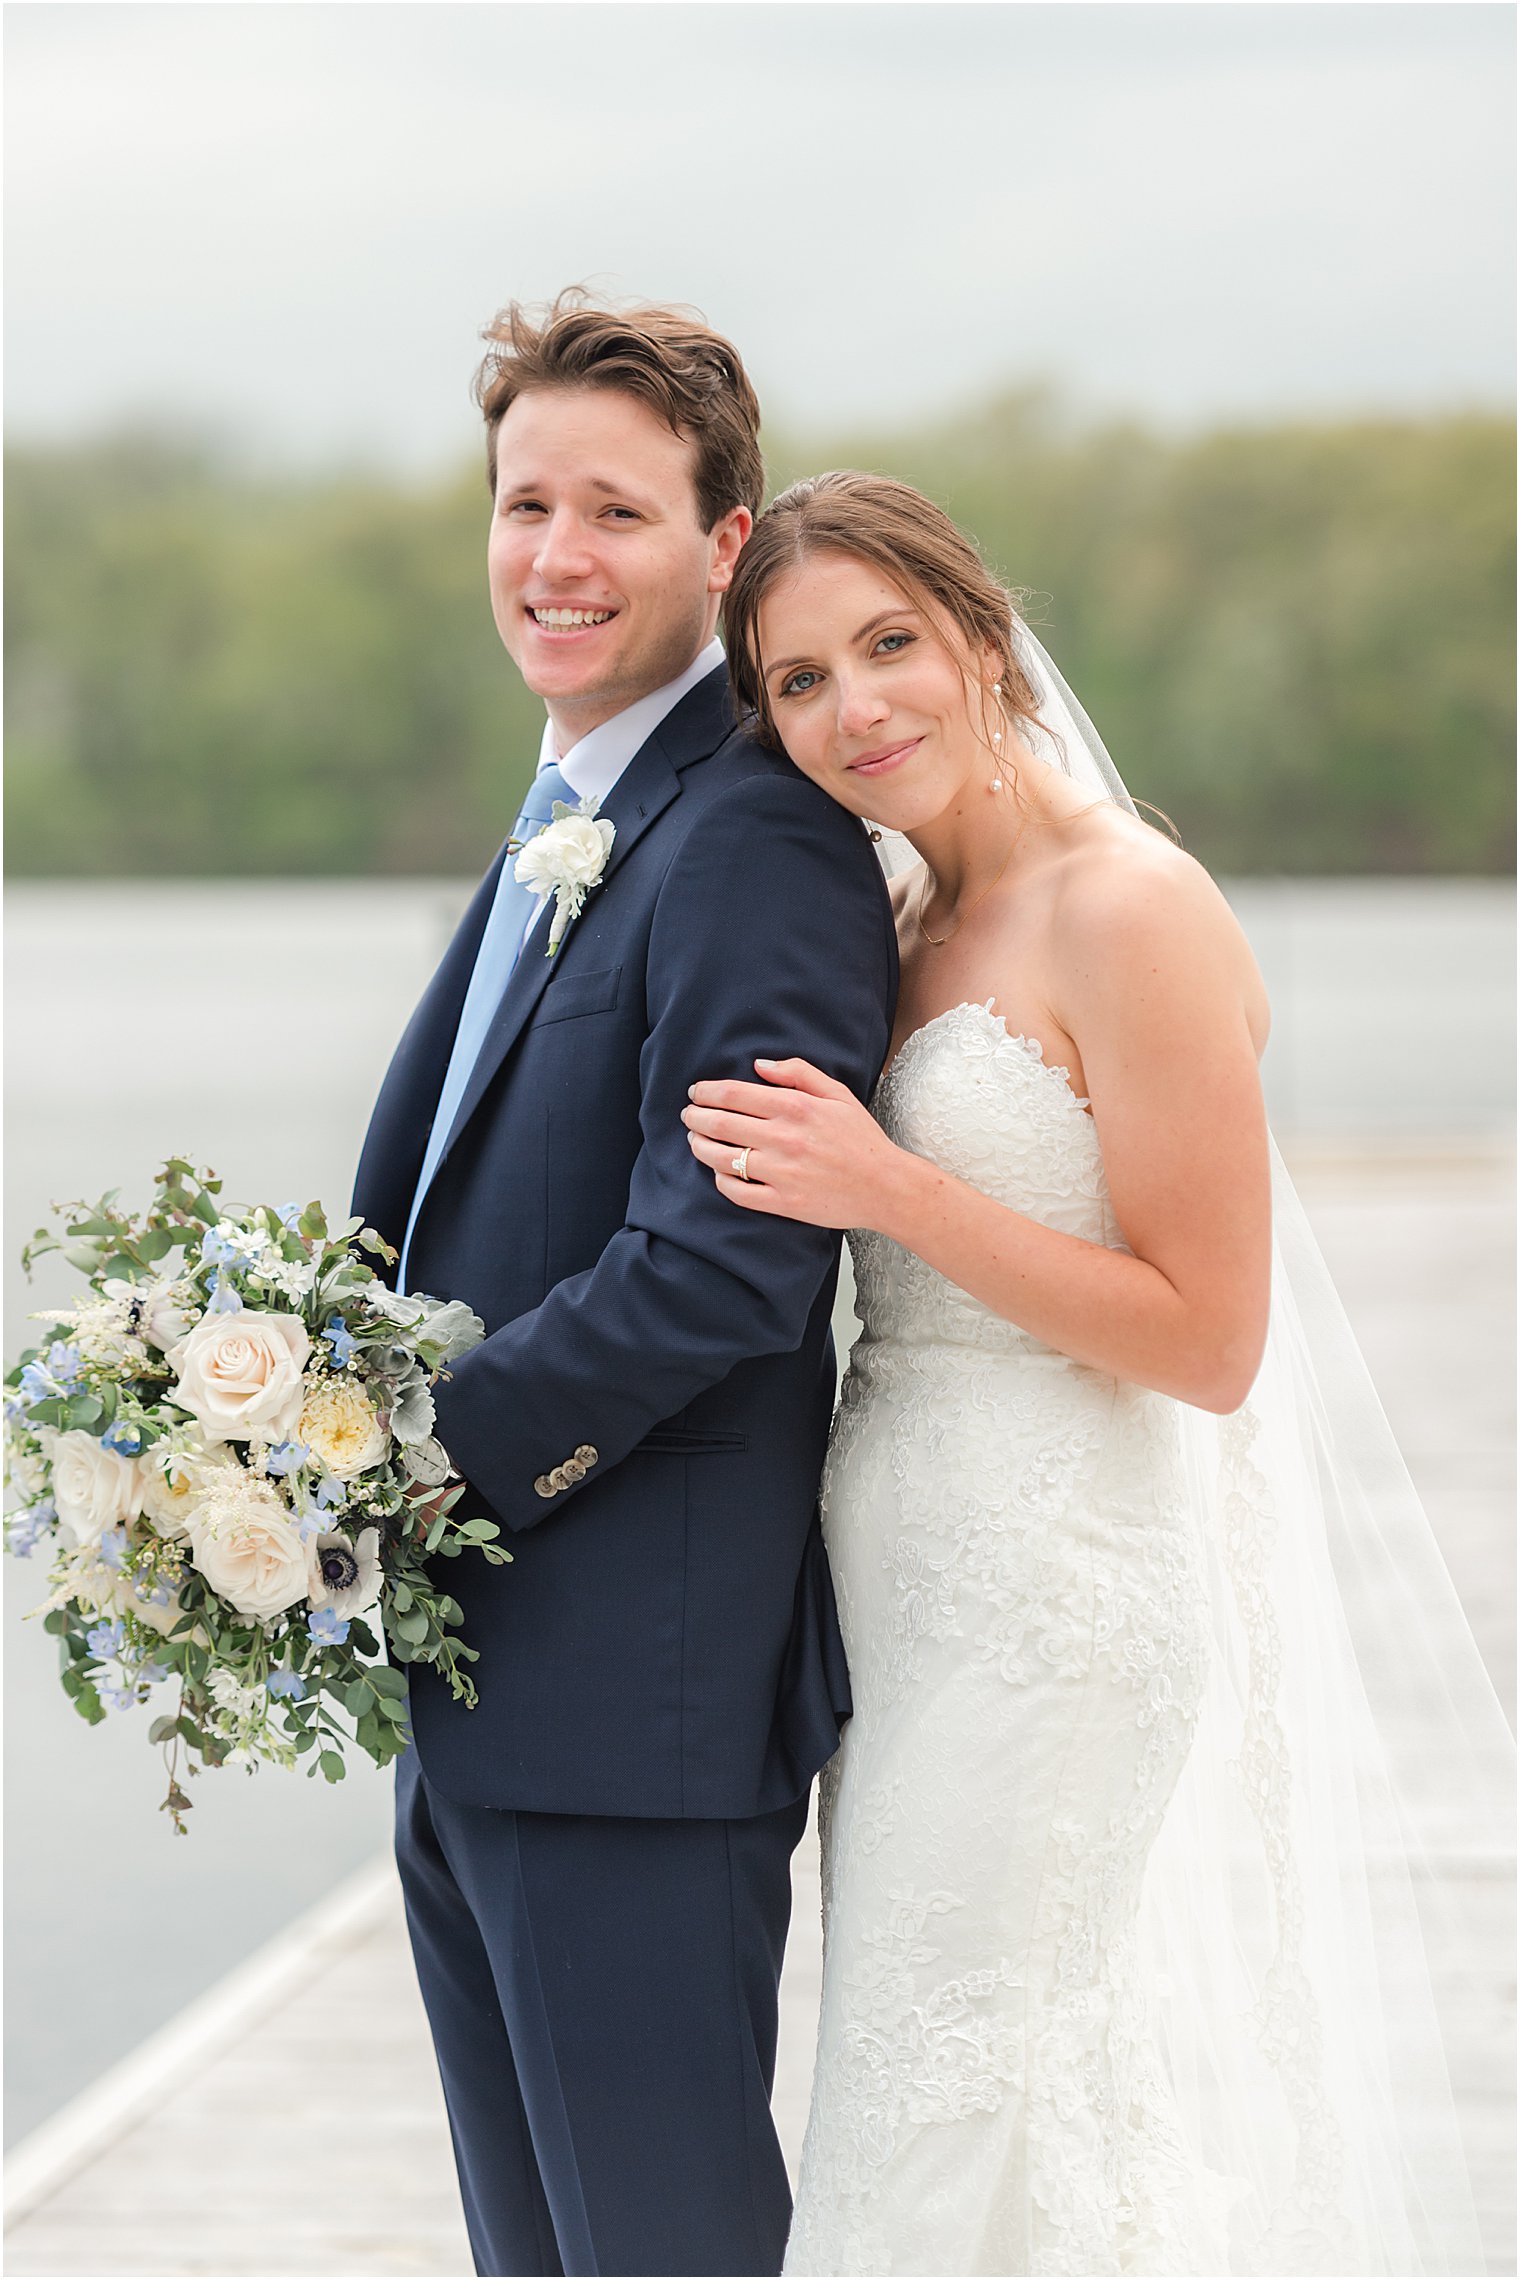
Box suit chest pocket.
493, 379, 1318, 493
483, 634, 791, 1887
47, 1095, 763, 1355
534, 963, 623, 1026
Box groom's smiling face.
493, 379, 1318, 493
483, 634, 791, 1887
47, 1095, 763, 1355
488, 386, 749, 746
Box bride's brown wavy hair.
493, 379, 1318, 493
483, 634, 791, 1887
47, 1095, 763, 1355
722, 469, 1049, 766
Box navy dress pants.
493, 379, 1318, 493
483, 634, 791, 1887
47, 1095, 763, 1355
394, 1745, 810, 2277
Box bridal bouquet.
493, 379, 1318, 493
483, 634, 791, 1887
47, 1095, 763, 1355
3, 1160, 509, 1832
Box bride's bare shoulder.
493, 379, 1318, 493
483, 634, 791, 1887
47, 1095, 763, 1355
1050, 809, 1270, 1043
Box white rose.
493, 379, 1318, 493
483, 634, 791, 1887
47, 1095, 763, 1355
171, 1309, 310, 1442
188, 1473, 311, 1620
48, 1430, 144, 1547
514, 812, 613, 898
7, 1446, 48, 1504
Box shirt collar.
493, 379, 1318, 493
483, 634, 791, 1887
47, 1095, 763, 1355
533, 638, 726, 807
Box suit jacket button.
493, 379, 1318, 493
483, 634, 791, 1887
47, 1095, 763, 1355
549, 1466, 571, 1491
534, 1474, 556, 1498
575, 1445, 598, 1467
563, 1458, 586, 1483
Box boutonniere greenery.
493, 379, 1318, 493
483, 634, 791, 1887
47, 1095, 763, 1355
513, 795, 617, 957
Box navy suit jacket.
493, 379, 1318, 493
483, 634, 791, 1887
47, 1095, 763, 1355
351, 667, 899, 1818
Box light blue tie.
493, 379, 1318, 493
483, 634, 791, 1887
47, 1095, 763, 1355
398, 762, 576, 1292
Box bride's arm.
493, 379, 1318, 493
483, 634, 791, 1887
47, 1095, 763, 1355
682, 854, 1272, 1415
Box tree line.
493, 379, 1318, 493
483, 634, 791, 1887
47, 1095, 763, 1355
5, 398, 1513, 877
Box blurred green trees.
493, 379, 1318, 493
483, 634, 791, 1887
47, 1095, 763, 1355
6, 402, 1513, 876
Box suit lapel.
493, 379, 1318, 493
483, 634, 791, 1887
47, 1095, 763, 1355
436, 665, 731, 1165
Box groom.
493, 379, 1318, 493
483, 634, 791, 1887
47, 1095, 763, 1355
351, 292, 897, 2277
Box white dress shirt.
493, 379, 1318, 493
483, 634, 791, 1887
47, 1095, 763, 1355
541, 636, 726, 797
514, 637, 725, 951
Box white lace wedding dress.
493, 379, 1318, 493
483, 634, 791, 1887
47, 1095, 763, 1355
785, 999, 1229, 2278
782, 634, 1508, 2276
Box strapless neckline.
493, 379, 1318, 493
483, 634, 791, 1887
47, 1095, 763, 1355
877, 997, 1093, 1119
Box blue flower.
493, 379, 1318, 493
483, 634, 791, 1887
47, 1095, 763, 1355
18, 1341, 84, 1407
86, 1617, 127, 1659
200, 1228, 238, 1268
97, 1526, 128, 1572
274, 1202, 303, 1231
265, 1440, 310, 1478
48, 1341, 83, 1385
306, 1607, 350, 1648
292, 1470, 346, 1543
266, 1669, 308, 1700
322, 1319, 357, 1369
101, 1421, 142, 1458
203, 1269, 242, 1317
5, 1500, 55, 1557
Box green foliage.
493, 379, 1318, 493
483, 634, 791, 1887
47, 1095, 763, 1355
5, 405, 1513, 876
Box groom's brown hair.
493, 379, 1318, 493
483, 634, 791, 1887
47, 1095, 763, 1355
473, 288, 764, 531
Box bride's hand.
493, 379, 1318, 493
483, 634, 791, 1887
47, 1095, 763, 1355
682, 1058, 909, 1229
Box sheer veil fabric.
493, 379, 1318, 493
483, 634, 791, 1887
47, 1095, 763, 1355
858, 625, 1514, 2272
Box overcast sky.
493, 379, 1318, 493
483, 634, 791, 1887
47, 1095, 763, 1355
5, 2, 1514, 473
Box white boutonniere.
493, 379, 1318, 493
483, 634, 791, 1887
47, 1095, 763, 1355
513, 795, 617, 956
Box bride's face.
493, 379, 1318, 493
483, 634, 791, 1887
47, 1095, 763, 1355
755, 551, 993, 831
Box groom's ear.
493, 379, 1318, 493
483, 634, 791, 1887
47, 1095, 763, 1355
707, 505, 753, 596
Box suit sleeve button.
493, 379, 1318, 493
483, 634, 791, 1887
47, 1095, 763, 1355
534, 1474, 556, 1498
575, 1445, 599, 1467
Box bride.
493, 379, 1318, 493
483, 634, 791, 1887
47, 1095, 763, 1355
681, 471, 1513, 2276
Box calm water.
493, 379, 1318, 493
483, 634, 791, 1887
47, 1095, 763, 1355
4, 877, 1514, 2146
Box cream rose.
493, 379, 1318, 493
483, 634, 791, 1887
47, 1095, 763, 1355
171, 1309, 310, 1443
48, 1429, 144, 1546
299, 1380, 389, 1480
188, 1473, 311, 1620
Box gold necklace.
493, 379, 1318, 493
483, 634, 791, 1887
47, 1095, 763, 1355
915, 815, 1025, 947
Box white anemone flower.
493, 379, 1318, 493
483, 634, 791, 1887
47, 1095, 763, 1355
305, 1526, 382, 1617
